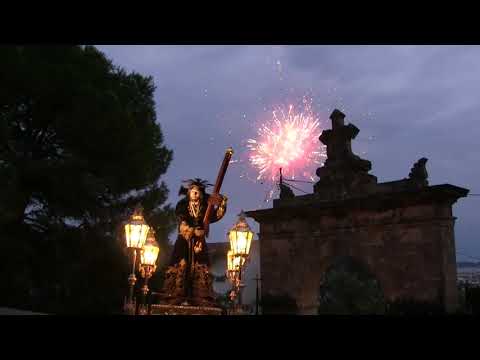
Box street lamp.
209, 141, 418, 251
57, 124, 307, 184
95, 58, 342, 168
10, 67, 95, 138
228, 211, 254, 259
226, 250, 239, 313
226, 249, 245, 314
227, 211, 254, 313
138, 229, 159, 315
124, 204, 150, 315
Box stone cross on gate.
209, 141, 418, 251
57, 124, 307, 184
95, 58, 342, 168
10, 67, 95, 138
314, 109, 377, 195
320, 109, 360, 163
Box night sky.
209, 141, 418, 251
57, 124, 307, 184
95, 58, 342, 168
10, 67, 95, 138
97, 45, 479, 261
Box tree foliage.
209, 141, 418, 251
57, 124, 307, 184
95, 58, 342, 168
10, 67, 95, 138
0, 46, 175, 313
318, 257, 386, 315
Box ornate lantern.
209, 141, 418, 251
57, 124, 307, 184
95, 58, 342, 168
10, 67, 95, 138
228, 211, 254, 258
123, 204, 150, 315
138, 229, 159, 315
227, 212, 254, 313
140, 230, 160, 274
124, 205, 150, 250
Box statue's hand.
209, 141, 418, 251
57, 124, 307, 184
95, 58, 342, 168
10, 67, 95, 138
180, 221, 194, 240
208, 193, 223, 207
214, 195, 227, 220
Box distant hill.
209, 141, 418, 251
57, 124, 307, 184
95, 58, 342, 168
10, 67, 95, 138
457, 262, 480, 268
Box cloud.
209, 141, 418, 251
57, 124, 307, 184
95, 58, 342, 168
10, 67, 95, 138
97, 45, 480, 260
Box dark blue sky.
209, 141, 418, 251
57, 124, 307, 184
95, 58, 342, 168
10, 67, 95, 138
97, 45, 479, 262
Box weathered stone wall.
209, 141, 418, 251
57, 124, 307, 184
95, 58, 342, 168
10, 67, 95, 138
257, 201, 459, 314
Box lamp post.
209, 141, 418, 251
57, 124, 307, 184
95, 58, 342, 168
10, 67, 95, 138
138, 229, 160, 315
227, 250, 239, 283
123, 205, 150, 315
227, 211, 254, 314
226, 250, 241, 314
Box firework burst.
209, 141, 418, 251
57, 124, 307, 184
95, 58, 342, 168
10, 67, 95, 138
247, 102, 326, 185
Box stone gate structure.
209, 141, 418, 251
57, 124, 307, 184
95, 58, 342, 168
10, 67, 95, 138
246, 109, 469, 314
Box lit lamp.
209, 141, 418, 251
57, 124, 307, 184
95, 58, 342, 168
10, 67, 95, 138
138, 229, 159, 315
124, 204, 150, 315
227, 211, 254, 312
228, 211, 254, 259
227, 250, 245, 310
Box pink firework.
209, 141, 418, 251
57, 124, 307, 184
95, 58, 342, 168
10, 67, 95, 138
247, 103, 326, 183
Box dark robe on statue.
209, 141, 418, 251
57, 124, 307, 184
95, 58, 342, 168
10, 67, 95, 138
161, 192, 227, 306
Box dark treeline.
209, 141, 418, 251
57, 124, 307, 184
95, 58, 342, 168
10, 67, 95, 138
0, 46, 175, 314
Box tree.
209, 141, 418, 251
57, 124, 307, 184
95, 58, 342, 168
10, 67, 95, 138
0, 46, 175, 313
318, 257, 386, 315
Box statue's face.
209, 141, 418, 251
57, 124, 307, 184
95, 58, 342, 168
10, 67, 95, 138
189, 186, 201, 202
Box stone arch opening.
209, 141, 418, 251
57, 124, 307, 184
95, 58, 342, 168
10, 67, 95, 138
318, 256, 386, 314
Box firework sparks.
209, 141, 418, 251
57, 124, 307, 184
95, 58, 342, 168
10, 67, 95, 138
247, 102, 326, 184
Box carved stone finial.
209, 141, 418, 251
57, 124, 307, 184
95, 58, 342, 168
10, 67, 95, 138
314, 109, 377, 195
409, 157, 429, 186
330, 109, 346, 130
279, 183, 295, 200
278, 167, 295, 200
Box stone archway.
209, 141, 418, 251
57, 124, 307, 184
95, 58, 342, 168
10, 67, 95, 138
318, 256, 386, 315
247, 110, 469, 313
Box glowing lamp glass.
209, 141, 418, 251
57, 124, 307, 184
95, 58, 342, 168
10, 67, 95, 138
124, 210, 150, 249
141, 236, 159, 267
228, 213, 254, 257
